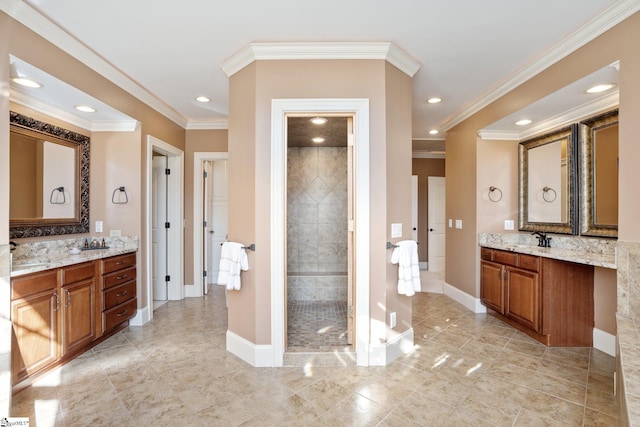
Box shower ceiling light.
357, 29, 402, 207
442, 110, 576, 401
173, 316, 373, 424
75, 105, 97, 113
310, 117, 328, 125
427, 97, 442, 104
311, 137, 325, 143
196, 96, 211, 103
429, 129, 439, 135
515, 119, 532, 126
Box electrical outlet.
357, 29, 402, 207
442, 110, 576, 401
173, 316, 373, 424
455, 219, 462, 229
448, 219, 453, 228
504, 220, 515, 230
390, 312, 397, 329
95, 221, 103, 232
391, 223, 402, 238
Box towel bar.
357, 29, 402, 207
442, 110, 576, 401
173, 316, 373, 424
387, 242, 399, 249
220, 242, 256, 251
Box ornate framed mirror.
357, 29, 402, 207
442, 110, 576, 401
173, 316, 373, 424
519, 124, 578, 235
9, 111, 90, 238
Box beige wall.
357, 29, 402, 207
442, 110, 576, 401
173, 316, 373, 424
594, 267, 617, 335
411, 157, 446, 261
446, 12, 640, 304
3, 11, 186, 315
184, 129, 228, 286
227, 59, 413, 346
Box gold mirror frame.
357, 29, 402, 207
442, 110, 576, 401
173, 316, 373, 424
519, 124, 578, 235
9, 111, 90, 238
579, 109, 618, 238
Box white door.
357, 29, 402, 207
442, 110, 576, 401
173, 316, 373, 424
208, 160, 228, 282
428, 176, 446, 273
411, 175, 418, 242
152, 155, 168, 301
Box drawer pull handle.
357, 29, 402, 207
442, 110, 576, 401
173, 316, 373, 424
116, 290, 128, 297
116, 310, 128, 317
116, 261, 125, 265
116, 274, 127, 280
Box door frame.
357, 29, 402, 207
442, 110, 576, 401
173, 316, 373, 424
191, 152, 228, 298
143, 135, 184, 323
271, 98, 370, 367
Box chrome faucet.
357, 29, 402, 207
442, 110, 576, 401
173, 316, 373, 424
531, 232, 551, 248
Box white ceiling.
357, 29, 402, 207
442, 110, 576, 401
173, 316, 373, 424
5, 0, 639, 139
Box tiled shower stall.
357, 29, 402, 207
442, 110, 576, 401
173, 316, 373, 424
286, 146, 349, 349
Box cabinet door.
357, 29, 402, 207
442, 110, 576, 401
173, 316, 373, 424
506, 267, 540, 332
62, 279, 96, 354
480, 260, 504, 314
11, 291, 58, 384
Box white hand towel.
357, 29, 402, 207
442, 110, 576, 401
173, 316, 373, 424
217, 242, 249, 290
390, 240, 421, 296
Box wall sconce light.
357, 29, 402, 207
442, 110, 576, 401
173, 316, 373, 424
488, 186, 502, 202
112, 186, 129, 204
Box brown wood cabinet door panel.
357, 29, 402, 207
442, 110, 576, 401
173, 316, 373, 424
480, 260, 504, 314
103, 281, 136, 310
102, 253, 136, 274
11, 270, 57, 300
61, 261, 95, 285
62, 279, 95, 354
103, 266, 136, 289
11, 292, 58, 383
506, 267, 540, 332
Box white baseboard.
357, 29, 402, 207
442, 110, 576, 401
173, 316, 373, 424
184, 283, 202, 298
369, 328, 414, 366
226, 330, 273, 367
419, 262, 428, 270
129, 306, 150, 326
443, 282, 486, 314
593, 328, 616, 357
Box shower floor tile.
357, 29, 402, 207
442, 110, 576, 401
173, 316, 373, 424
287, 300, 349, 350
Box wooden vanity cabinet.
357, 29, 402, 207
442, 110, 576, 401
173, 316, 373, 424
60, 262, 96, 354
480, 247, 593, 346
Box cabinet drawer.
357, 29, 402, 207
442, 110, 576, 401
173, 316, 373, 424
102, 253, 136, 274
103, 281, 136, 310
12, 270, 57, 300
480, 247, 493, 261
103, 298, 137, 331
103, 266, 136, 289
62, 261, 95, 285
493, 250, 518, 267
518, 254, 539, 272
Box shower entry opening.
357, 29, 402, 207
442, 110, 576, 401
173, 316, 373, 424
285, 114, 355, 352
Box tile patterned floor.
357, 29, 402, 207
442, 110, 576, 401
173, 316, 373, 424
11, 285, 618, 426
287, 300, 349, 350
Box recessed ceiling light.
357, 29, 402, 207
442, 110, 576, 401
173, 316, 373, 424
310, 117, 328, 125
196, 96, 211, 103
515, 119, 532, 126
10, 63, 43, 88
586, 83, 616, 94
311, 137, 325, 143
427, 97, 442, 104
429, 129, 439, 135
75, 105, 96, 113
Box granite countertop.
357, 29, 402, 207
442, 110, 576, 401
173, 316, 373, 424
480, 241, 616, 269
10, 237, 138, 278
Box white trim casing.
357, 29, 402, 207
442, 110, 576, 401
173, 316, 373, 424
191, 152, 229, 298
145, 136, 185, 323
369, 328, 415, 366
271, 98, 370, 367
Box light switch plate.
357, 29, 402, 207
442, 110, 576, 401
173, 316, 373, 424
391, 223, 402, 238
95, 221, 103, 232
390, 312, 397, 329
455, 219, 462, 229
504, 220, 515, 230
448, 219, 453, 228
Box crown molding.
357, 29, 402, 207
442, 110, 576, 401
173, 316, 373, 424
185, 121, 229, 130
441, 0, 640, 132
221, 42, 421, 78
1, 0, 188, 128
11, 89, 139, 132
478, 91, 618, 141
